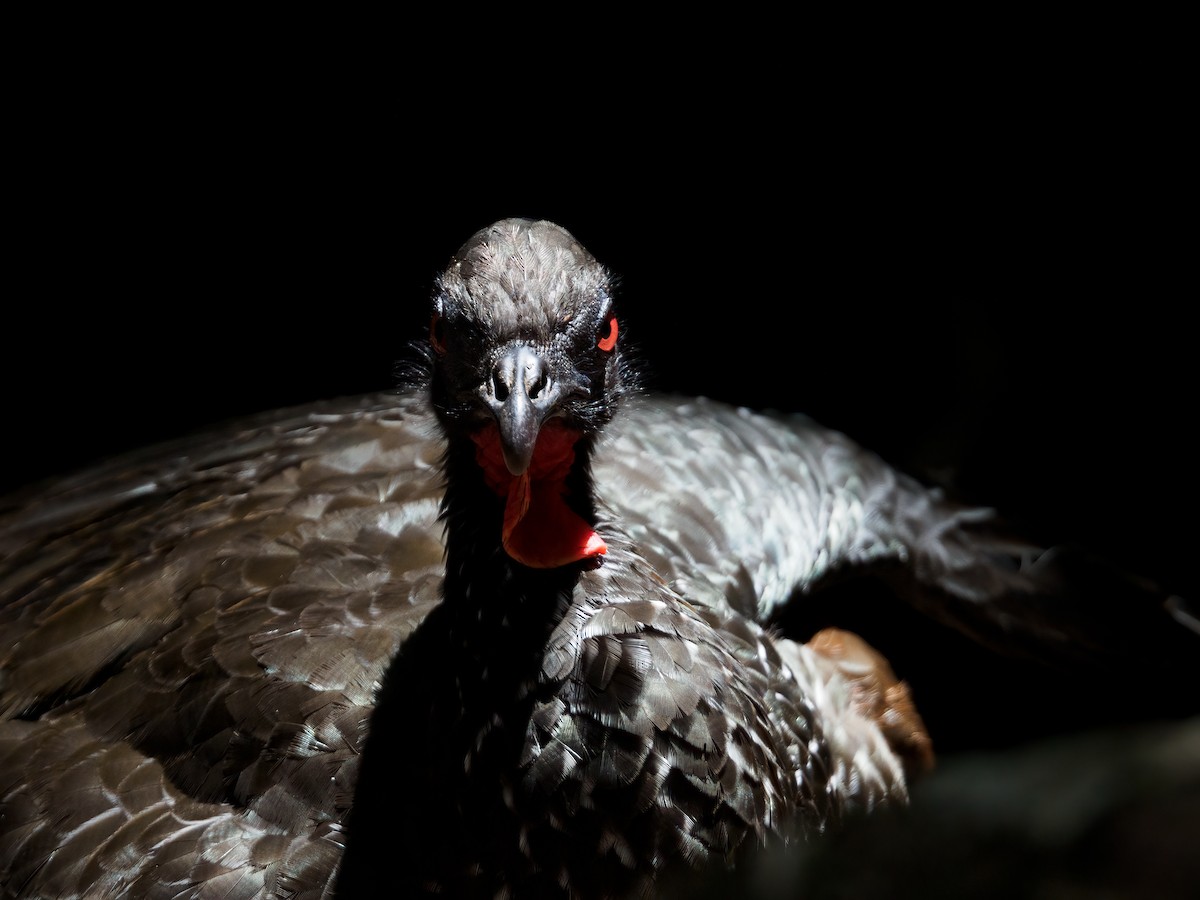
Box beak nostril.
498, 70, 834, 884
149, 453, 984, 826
490, 346, 555, 412
528, 369, 547, 400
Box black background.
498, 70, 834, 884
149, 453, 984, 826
5, 75, 1194, 751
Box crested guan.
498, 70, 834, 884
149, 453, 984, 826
1, 219, 1194, 898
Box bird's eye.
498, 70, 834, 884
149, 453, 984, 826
430, 313, 447, 355
597, 315, 618, 352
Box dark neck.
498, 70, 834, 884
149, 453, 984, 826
437, 433, 599, 692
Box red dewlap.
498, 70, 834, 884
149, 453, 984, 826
471, 421, 607, 568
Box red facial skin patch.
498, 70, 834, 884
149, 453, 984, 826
470, 420, 607, 568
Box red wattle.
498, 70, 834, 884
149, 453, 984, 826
470, 422, 607, 568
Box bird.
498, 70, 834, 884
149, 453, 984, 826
0, 218, 1194, 898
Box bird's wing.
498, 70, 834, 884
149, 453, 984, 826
0, 391, 445, 897
598, 395, 922, 621
600, 395, 1196, 671
0, 713, 346, 899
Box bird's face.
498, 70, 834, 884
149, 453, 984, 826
427, 219, 627, 568
428, 219, 625, 475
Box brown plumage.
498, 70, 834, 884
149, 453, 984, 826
1, 219, 1193, 898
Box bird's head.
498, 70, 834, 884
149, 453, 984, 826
425, 218, 634, 569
